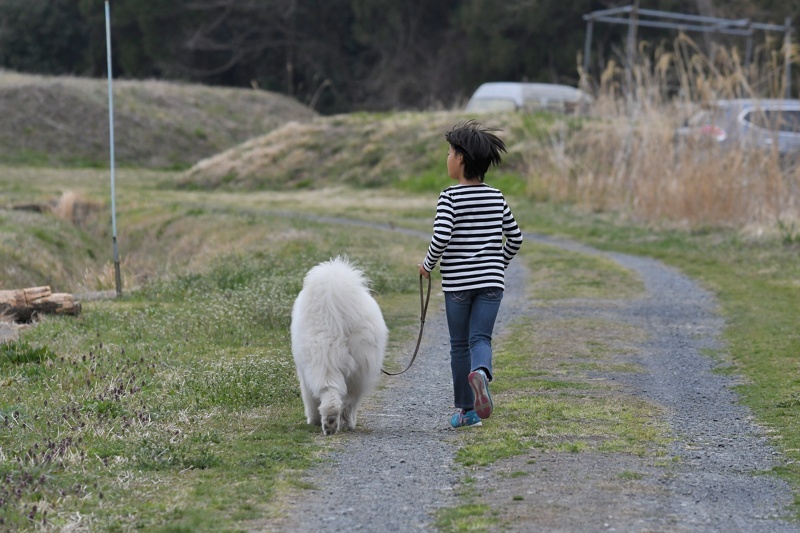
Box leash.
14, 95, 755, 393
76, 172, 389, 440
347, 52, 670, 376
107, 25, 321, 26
382, 274, 431, 376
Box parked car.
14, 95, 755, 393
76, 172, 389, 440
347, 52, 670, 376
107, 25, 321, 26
464, 82, 591, 113
675, 99, 800, 155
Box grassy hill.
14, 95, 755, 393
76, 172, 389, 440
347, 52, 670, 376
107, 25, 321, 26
0, 71, 317, 169
177, 111, 549, 191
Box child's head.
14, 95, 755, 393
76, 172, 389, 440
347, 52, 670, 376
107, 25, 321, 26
445, 120, 507, 182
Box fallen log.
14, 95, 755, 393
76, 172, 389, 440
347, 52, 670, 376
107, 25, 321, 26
0, 286, 81, 322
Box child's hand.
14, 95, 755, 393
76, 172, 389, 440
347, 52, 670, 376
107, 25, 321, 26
418, 264, 430, 279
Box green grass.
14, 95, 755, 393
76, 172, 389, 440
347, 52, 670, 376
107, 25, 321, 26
395, 170, 528, 196
0, 204, 423, 530
434, 239, 671, 526
513, 202, 800, 507
2, 157, 800, 527
0, 267, 302, 528
523, 242, 644, 300
0, 340, 57, 366
435, 504, 496, 532
453, 318, 670, 468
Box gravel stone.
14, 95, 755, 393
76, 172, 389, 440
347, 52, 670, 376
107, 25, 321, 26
7, 217, 796, 531
252, 227, 800, 531
264, 228, 798, 532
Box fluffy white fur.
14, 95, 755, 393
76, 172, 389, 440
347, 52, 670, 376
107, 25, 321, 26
290, 256, 388, 436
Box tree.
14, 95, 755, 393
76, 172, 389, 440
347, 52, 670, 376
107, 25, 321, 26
0, 0, 91, 75
0, 0, 793, 111
349, 0, 463, 109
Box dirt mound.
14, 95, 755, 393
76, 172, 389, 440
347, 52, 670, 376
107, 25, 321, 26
0, 71, 317, 168
179, 112, 534, 190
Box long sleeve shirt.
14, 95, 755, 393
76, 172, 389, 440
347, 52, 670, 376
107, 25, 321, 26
422, 183, 523, 291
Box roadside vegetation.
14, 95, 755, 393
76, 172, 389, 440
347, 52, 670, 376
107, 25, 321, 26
1, 54, 799, 528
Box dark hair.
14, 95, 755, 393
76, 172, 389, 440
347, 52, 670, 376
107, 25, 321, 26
445, 120, 507, 181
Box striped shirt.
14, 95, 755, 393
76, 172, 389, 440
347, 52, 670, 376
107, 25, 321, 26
423, 184, 523, 291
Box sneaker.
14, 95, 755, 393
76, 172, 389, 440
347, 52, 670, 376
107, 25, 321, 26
450, 410, 482, 428
468, 369, 493, 419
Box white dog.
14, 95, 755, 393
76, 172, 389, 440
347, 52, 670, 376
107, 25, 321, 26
290, 256, 388, 435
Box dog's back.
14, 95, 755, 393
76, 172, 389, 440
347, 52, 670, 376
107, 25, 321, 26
291, 256, 388, 434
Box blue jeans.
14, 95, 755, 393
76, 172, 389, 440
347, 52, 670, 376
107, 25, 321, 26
444, 287, 503, 411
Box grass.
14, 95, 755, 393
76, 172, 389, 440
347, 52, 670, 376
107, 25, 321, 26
1, 75, 800, 527
0, 73, 316, 169
514, 202, 800, 506
175, 110, 548, 192
523, 244, 644, 301
0, 179, 426, 529
433, 241, 671, 528
2, 164, 672, 529
3, 164, 800, 527
435, 504, 495, 533
449, 243, 670, 469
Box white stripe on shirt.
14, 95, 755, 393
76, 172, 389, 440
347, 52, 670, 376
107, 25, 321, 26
423, 183, 523, 291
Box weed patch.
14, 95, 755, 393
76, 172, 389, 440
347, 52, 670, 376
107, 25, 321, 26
0, 340, 56, 366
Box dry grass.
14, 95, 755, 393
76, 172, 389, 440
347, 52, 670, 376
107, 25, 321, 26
530, 35, 800, 229
175, 34, 799, 231
0, 71, 317, 168
5, 44, 799, 233
529, 110, 798, 228
182, 112, 495, 189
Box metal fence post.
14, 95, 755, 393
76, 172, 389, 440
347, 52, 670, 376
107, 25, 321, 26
784, 17, 793, 99
583, 18, 594, 77
105, 1, 122, 297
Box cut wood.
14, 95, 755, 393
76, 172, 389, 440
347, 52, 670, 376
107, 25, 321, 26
0, 286, 81, 322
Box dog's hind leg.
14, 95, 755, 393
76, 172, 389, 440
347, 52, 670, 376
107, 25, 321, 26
341, 399, 359, 430
341, 376, 367, 431
319, 386, 344, 436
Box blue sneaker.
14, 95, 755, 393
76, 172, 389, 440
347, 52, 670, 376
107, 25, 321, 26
450, 410, 482, 428
468, 369, 493, 419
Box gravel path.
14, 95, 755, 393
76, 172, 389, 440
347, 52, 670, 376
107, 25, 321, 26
5, 214, 792, 531
264, 224, 798, 532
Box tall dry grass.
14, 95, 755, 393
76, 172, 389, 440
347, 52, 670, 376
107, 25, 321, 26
529, 33, 800, 230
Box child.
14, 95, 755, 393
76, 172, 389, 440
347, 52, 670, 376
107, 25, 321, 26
419, 120, 523, 428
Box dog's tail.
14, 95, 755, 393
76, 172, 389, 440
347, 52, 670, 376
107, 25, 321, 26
302, 256, 373, 329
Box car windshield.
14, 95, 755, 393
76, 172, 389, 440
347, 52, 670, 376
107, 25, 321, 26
742, 109, 800, 133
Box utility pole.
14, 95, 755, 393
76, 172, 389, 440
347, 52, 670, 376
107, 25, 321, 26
105, 1, 122, 297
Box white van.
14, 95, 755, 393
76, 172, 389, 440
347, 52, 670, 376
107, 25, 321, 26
465, 82, 591, 113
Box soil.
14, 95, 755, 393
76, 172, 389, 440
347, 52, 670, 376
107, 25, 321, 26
259, 227, 799, 532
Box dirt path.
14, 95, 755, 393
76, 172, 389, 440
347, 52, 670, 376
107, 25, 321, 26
7, 209, 792, 531
257, 223, 798, 532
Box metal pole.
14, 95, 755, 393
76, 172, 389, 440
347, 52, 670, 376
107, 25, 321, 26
744, 20, 753, 83
105, 1, 122, 297
626, 9, 636, 68
626, 1, 639, 100
583, 19, 594, 76
784, 17, 793, 99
